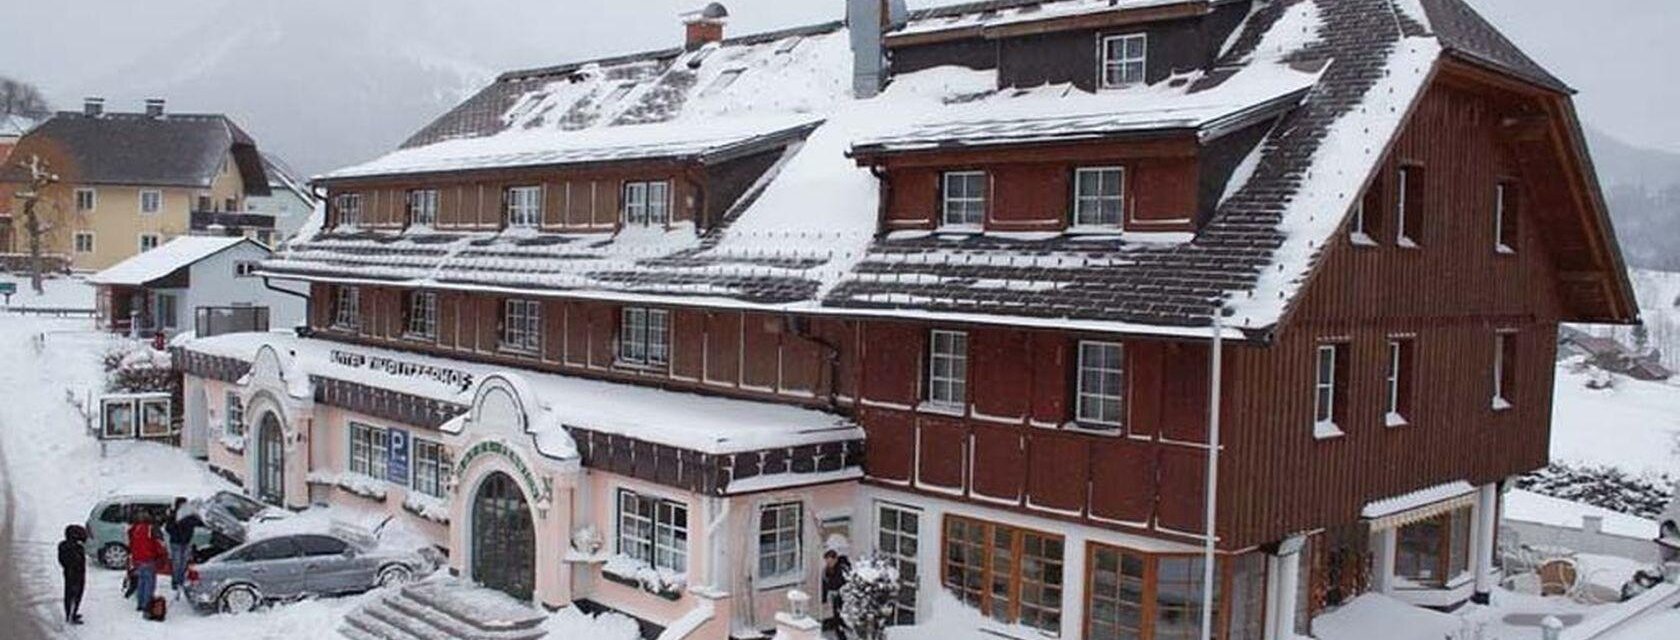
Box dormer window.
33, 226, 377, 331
505, 185, 542, 228
335, 193, 363, 227
1100, 34, 1147, 88
1072, 167, 1124, 228
408, 189, 438, 227
941, 171, 987, 228
623, 181, 671, 226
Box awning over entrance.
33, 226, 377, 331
1361, 480, 1478, 530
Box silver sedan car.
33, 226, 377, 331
184, 532, 431, 613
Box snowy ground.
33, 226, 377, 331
1550, 362, 1680, 477
0, 273, 97, 310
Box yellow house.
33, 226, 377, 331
1, 98, 273, 271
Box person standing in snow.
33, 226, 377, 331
821, 549, 854, 640
57, 524, 87, 625
126, 512, 165, 614
164, 497, 202, 593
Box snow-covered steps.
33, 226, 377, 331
340, 580, 548, 640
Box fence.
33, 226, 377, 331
195, 306, 270, 338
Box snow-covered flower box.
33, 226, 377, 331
600, 554, 686, 601
402, 492, 450, 524
307, 471, 388, 502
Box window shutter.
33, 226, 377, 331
1363, 175, 1385, 239
1403, 167, 1424, 243
1396, 341, 1414, 416
1501, 332, 1518, 402
1332, 344, 1349, 425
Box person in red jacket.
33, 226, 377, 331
126, 512, 165, 616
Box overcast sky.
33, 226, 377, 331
1, 0, 1675, 171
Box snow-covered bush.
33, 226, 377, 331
601, 554, 686, 599
571, 525, 603, 556
840, 554, 901, 640
1516, 462, 1675, 520
103, 340, 177, 394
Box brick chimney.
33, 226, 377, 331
83, 97, 105, 117
144, 98, 166, 118
682, 2, 728, 50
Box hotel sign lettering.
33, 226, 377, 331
455, 440, 547, 502
330, 350, 475, 392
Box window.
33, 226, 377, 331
74, 188, 96, 212
1494, 182, 1517, 253
1385, 339, 1413, 426
405, 291, 437, 339
1154, 556, 1216, 640
332, 286, 361, 330
154, 293, 178, 329
618, 307, 670, 367
1077, 341, 1125, 427
943, 515, 1064, 634
622, 181, 671, 226
335, 193, 363, 227
1493, 331, 1516, 410
225, 392, 244, 437
876, 503, 920, 625
411, 438, 448, 498
501, 299, 542, 353
926, 330, 968, 408
1073, 167, 1125, 227
618, 489, 688, 572
757, 502, 803, 583
1313, 343, 1345, 437
408, 188, 439, 227
138, 234, 161, 252
1087, 546, 1260, 640
295, 535, 349, 557
234, 538, 300, 562
505, 186, 542, 227
1396, 166, 1422, 247
940, 171, 987, 227
348, 422, 389, 480
1100, 33, 1148, 88
139, 190, 162, 214
1394, 505, 1474, 585
226, 197, 237, 212
701, 69, 744, 97
234, 261, 258, 278
73, 232, 94, 253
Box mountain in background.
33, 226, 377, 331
1587, 128, 1680, 271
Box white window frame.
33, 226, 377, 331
622, 180, 671, 226
224, 392, 244, 437
617, 489, 688, 573
757, 501, 804, 586
411, 437, 447, 498
74, 188, 96, 212
406, 291, 437, 339
940, 171, 987, 228
506, 185, 542, 228
234, 261, 258, 278
501, 298, 542, 354
1494, 183, 1514, 254
1314, 343, 1343, 438
1076, 341, 1125, 427
73, 232, 95, 253
876, 502, 921, 626
335, 193, 363, 227
1072, 166, 1125, 228
138, 233, 161, 252
139, 189, 163, 215
1493, 331, 1514, 411
348, 421, 389, 481
1386, 339, 1408, 426
1099, 33, 1148, 88
927, 330, 968, 408
1396, 166, 1417, 248
618, 307, 670, 367
409, 188, 439, 227
333, 286, 361, 330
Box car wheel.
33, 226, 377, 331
376, 565, 413, 588
218, 584, 262, 613
97, 543, 129, 570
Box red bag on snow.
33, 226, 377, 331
145, 596, 167, 622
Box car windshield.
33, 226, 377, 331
211, 492, 266, 521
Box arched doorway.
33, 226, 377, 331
471, 472, 535, 601
255, 413, 284, 506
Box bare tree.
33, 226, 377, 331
12, 155, 59, 295
0, 77, 50, 120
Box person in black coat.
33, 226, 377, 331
57, 524, 87, 625
164, 497, 203, 592
821, 549, 853, 640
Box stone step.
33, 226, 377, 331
387, 592, 547, 640
363, 598, 458, 640
398, 580, 547, 634
341, 605, 425, 640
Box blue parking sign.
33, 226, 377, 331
387, 428, 410, 484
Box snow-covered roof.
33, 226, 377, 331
892, 0, 1201, 40
89, 236, 261, 286
1504, 489, 1659, 540
0, 114, 38, 138
1361, 480, 1476, 525
271, 0, 1580, 338
181, 331, 862, 456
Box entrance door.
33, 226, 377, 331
471, 472, 535, 601
256, 413, 284, 506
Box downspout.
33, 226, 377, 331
1199, 315, 1225, 640
868, 163, 891, 238
683, 162, 709, 233
261, 276, 311, 335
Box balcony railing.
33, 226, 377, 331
195, 306, 270, 338
190, 210, 276, 234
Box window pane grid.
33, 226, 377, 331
878, 504, 920, 625
225, 392, 244, 436
1077, 341, 1125, 426
334, 287, 360, 329
942, 515, 1063, 635
503, 300, 541, 353
408, 292, 437, 338
623, 181, 671, 226
618, 490, 686, 573
928, 330, 968, 406
757, 502, 802, 580
1074, 167, 1125, 227
409, 189, 438, 226
941, 172, 987, 226
1101, 34, 1147, 87
1314, 344, 1337, 424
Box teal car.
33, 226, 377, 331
85, 491, 269, 569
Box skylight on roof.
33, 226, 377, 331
774, 36, 804, 54
602, 82, 636, 106
700, 69, 745, 98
